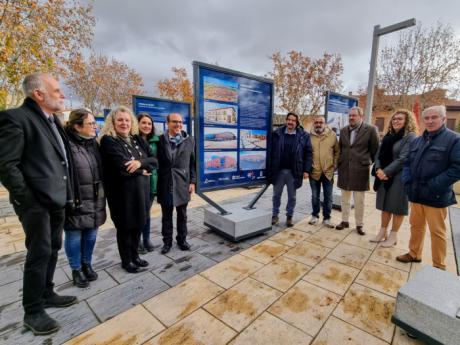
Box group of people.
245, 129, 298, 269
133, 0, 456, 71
1, 72, 459, 336
270, 105, 460, 273
0, 73, 196, 335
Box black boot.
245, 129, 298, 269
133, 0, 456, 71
72, 269, 89, 288
133, 257, 149, 267
24, 311, 60, 335
81, 263, 98, 281
144, 239, 154, 252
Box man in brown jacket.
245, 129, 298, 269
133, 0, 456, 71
308, 115, 339, 228
336, 107, 379, 235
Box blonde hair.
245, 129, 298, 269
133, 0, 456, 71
388, 108, 419, 136
99, 105, 139, 138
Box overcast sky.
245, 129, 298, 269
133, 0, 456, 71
75, 0, 460, 105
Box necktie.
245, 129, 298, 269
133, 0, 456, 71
48, 116, 68, 165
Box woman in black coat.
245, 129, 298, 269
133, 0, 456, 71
64, 109, 106, 287
99, 106, 157, 273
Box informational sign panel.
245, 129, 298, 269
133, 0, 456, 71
193, 62, 274, 192
132, 95, 192, 134
324, 91, 359, 137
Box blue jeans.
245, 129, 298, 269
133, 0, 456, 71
64, 228, 98, 270
272, 169, 296, 217
309, 174, 333, 220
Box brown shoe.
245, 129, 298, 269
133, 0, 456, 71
271, 216, 279, 226
356, 225, 365, 236
335, 221, 349, 230
396, 253, 422, 263
286, 216, 294, 227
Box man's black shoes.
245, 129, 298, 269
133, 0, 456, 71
72, 269, 89, 288
122, 262, 140, 273
81, 263, 98, 281
178, 241, 191, 251
133, 258, 149, 267
43, 293, 78, 308
24, 311, 59, 335
161, 244, 171, 254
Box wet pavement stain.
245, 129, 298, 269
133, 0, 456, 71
323, 266, 352, 284
342, 288, 394, 335
157, 323, 204, 345
363, 269, 400, 292
211, 290, 257, 318
179, 265, 192, 272
313, 295, 335, 307
274, 288, 309, 313
177, 300, 199, 320
252, 243, 284, 258
276, 261, 301, 281
228, 265, 250, 275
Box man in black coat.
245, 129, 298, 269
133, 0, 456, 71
269, 112, 312, 227
0, 73, 77, 335
157, 113, 196, 254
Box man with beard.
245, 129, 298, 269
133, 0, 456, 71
156, 113, 196, 254
336, 106, 379, 235
308, 115, 339, 227
0, 73, 77, 335
269, 112, 312, 227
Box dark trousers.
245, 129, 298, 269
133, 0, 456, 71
141, 195, 155, 244
309, 174, 334, 220
13, 203, 64, 314
160, 203, 188, 245
116, 226, 141, 265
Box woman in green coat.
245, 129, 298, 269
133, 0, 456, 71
137, 113, 159, 253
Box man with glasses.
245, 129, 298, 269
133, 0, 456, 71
156, 113, 196, 254
397, 105, 460, 270
269, 112, 312, 227
336, 106, 379, 235
0, 73, 77, 335
308, 115, 339, 227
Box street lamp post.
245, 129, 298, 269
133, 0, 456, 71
364, 18, 416, 124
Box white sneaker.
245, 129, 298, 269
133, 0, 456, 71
323, 219, 335, 228
308, 216, 319, 225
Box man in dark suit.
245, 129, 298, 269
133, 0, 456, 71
0, 73, 77, 335
336, 106, 379, 235
156, 113, 196, 254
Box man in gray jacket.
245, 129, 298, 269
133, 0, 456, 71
336, 106, 379, 235
156, 113, 196, 254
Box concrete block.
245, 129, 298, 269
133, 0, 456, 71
393, 265, 460, 345
204, 202, 271, 241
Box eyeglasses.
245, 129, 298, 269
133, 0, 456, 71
392, 117, 405, 122
169, 120, 182, 124
83, 122, 97, 127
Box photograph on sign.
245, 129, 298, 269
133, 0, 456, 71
325, 92, 358, 137
194, 62, 273, 192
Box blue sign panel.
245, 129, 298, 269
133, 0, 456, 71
325, 92, 359, 137
132, 95, 192, 134
194, 62, 274, 192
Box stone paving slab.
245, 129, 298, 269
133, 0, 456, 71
87, 271, 169, 322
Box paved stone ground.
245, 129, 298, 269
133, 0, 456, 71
0, 184, 458, 345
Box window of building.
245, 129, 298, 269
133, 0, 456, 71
375, 117, 385, 132
446, 118, 456, 130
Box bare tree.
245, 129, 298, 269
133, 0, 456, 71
268, 50, 343, 116
66, 53, 144, 115
377, 22, 460, 109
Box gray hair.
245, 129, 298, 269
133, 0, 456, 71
22, 73, 47, 97
422, 105, 446, 119
349, 106, 364, 117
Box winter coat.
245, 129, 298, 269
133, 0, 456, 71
100, 134, 157, 229
310, 126, 339, 181
0, 97, 72, 210
157, 131, 196, 207
337, 122, 379, 191
64, 129, 106, 230
147, 134, 159, 196
269, 125, 312, 189
375, 132, 416, 215
402, 125, 460, 208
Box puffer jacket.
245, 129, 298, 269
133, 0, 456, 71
64, 129, 106, 230
310, 126, 339, 181
402, 125, 460, 208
